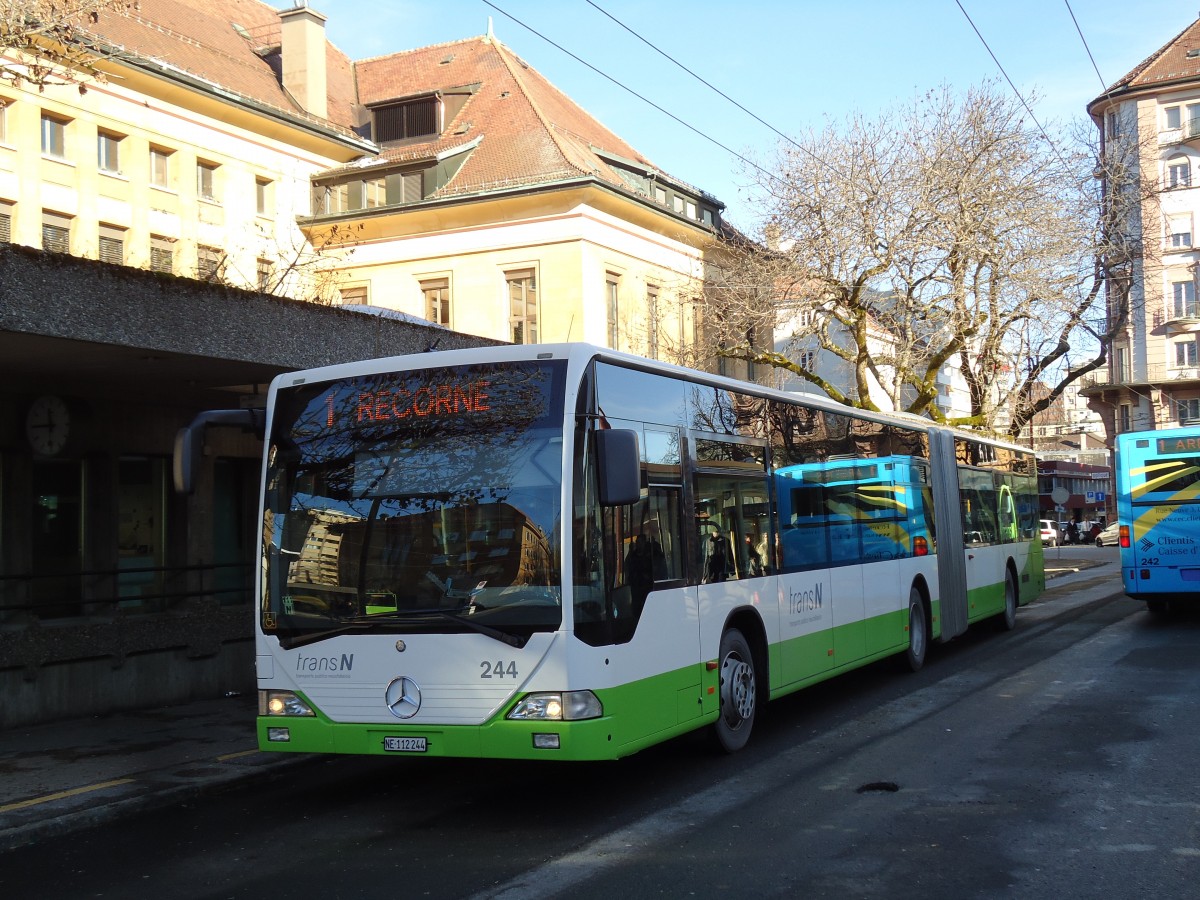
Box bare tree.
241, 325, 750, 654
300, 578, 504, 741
713, 82, 1154, 439
0, 1, 130, 91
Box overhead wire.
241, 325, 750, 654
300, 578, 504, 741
583, 0, 852, 184
584, 0, 801, 153
952, 0, 1079, 175
480, 0, 793, 192
1063, 0, 1109, 92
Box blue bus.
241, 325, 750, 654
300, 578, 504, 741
1115, 426, 1200, 610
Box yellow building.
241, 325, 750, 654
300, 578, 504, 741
314, 30, 726, 362
2, 1, 728, 358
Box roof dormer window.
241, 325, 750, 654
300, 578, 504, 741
373, 95, 439, 143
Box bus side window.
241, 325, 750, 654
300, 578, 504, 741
621, 487, 682, 614
695, 475, 771, 581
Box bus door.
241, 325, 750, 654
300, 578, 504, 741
690, 434, 774, 663
774, 469, 836, 685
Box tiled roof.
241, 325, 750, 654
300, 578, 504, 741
1098, 17, 1200, 100
80, 0, 360, 135
351, 35, 691, 201
76, 2, 706, 203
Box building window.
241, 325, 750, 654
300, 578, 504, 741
1175, 340, 1198, 367
362, 177, 387, 208
1107, 111, 1121, 139
150, 235, 174, 274
1173, 281, 1198, 318
97, 131, 122, 174
257, 258, 273, 292
507, 269, 538, 344
1118, 403, 1131, 433
98, 224, 124, 265
116, 457, 168, 612
799, 350, 816, 369
1178, 398, 1200, 425
1168, 156, 1191, 189
150, 147, 172, 189
398, 170, 423, 204
40, 113, 67, 158
654, 186, 667, 205
0, 199, 11, 243
1172, 228, 1192, 248
1114, 346, 1130, 382
338, 285, 368, 305
1167, 106, 1182, 130
197, 245, 221, 281
314, 182, 350, 215
373, 96, 439, 142
256, 178, 272, 216
197, 162, 218, 201
646, 284, 659, 359
606, 274, 620, 349
41, 211, 70, 254
422, 278, 450, 326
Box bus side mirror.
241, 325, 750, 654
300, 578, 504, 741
596, 428, 641, 506
173, 408, 265, 494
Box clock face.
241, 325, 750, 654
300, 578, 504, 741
26, 395, 70, 456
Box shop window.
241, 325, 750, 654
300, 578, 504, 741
117, 458, 166, 610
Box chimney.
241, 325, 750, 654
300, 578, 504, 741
279, 2, 328, 119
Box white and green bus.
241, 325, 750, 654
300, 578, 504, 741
188, 343, 1043, 760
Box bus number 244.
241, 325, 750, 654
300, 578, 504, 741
481, 660, 519, 678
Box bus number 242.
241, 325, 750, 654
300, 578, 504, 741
481, 660, 518, 678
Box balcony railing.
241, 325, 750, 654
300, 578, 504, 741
1079, 363, 1200, 389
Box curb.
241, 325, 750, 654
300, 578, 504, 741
0, 750, 316, 853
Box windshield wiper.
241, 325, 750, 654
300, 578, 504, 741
433, 610, 527, 648
276, 621, 371, 650
275, 609, 527, 650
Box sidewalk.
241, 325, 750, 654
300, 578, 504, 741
0, 692, 311, 852
0, 555, 1106, 853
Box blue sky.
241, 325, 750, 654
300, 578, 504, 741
280, 1, 1178, 228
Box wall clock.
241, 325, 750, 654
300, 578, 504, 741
26, 395, 71, 456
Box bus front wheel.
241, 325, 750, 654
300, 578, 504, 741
713, 628, 756, 753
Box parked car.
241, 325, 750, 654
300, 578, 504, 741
1095, 521, 1121, 547
1039, 519, 1059, 547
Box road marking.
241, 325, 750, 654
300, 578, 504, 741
0, 778, 134, 813
216, 749, 260, 761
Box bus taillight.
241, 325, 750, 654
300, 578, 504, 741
1119, 524, 1130, 548
914, 536, 929, 556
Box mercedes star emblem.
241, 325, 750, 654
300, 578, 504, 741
384, 676, 421, 719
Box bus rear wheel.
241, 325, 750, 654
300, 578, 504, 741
903, 587, 928, 672
713, 628, 756, 753
996, 570, 1018, 632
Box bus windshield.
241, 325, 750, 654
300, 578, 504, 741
261, 360, 566, 647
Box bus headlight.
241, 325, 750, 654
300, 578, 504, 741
508, 691, 602, 721
259, 690, 315, 717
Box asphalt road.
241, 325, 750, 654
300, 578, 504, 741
3, 556, 1197, 899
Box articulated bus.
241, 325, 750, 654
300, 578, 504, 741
180, 343, 1044, 760
1115, 426, 1200, 610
